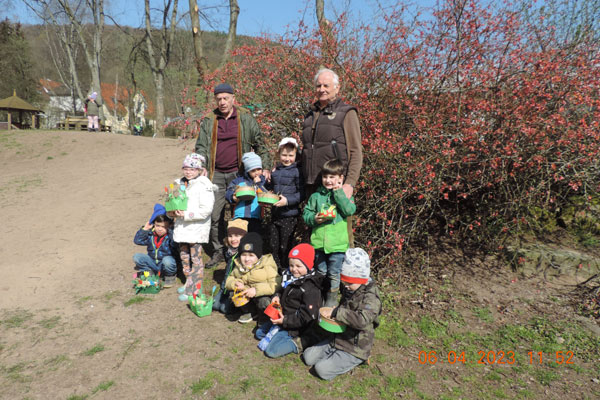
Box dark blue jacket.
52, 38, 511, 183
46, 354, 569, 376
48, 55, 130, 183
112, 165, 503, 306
267, 162, 305, 218
225, 172, 267, 220
133, 227, 177, 263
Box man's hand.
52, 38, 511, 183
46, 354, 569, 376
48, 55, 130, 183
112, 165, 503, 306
342, 183, 354, 198
262, 169, 271, 181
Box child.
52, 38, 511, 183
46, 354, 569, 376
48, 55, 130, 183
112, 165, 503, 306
84, 92, 102, 132
302, 159, 356, 307
303, 248, 381, 380
256, 243, 324, 358
225, 232, 278, 323
169, 153, 216, 301
212, 219, 248, 314
225, 152, 267, 234
267, 138, 305, 273
132, 208, 177, 287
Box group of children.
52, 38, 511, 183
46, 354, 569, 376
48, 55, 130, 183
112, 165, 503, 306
131, 138, 381, 380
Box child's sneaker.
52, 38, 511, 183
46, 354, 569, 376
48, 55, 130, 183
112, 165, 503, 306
177, 286, 186, 294
178, 293, 189, 302
163, 275, 176, 288
238, 313, 254, 324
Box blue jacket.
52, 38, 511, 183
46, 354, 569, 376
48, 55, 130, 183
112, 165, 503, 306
133, 227, 177, 263
266, 162, 305, 218
225, 173, 267, 220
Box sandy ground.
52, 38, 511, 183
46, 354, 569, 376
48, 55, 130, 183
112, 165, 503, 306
1, 130, 598, 400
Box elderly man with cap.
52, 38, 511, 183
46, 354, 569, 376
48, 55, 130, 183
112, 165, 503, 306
195, 83, 270, 268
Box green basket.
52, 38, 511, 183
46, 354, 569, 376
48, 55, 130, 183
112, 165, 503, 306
188, 294, 213, 317
133, 276, 162, 294
165, 196, 188, 211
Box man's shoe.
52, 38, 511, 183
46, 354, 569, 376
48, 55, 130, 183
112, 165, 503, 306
205, 251, 224, 269
163, 275, 176, 288
238, 313, 254, 324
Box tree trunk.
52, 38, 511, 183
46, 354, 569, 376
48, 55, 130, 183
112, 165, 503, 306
219, 0, 239, 68
145, 0, 178, 138
315, 0, 335, 67
188, 0, 206, 86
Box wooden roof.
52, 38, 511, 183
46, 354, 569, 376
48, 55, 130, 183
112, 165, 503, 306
0, 90, 41, 112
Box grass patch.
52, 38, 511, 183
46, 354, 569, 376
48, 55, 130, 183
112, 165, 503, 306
376, 315, 413, 347
417, 316, 447, 339
91, 380, 114, 394
239, 376, 260, 393
66, 395, 88, 400
379, 371, 417, 399
44, 354, 69, 367
76, 296, 93, 305
103, 290, 121, 301
123, 296, 153, 307
473, 307, 494, 323
38, 315, 61, 329
1, 310, 34, 328
533, 369, 559, 386
84, 344, 105, 356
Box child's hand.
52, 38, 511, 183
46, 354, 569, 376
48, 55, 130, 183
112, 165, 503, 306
143, 222, 153, 230
167, 211, 176, 218
234, 281, 245, 291
242, 287, 257, 298
232, 194, 239, 204
321, 308, 333, 319
333, 176, 344, 190
271, 314, 284, 325
273, 195, 288, 207
315, 215, 326, 224
253, 175, 262, 184
271, 296, 280, 304
174, 210, 185, 218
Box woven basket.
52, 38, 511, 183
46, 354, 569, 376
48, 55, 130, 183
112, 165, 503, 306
319, 306, 346, 333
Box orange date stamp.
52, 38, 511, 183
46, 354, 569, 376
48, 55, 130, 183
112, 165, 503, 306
417, 350, 575, 365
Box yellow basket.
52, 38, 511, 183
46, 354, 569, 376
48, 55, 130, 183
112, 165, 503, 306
231, 288, 250, 307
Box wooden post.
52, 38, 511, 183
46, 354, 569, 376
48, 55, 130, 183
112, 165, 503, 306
7, 112, 11, 130
32, 114, 36, 129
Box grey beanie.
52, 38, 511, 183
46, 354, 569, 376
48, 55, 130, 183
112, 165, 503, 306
242, 152, 262, 172
340, 248, 371, 284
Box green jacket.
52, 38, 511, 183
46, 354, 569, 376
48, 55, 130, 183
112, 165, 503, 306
194, 106, 270, 180
332, 280, 381, 360
302, 185, 356, 253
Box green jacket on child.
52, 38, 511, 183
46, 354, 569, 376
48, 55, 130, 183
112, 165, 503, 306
302, 186, 356, 254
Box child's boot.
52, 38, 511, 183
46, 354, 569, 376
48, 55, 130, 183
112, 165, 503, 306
324, 288, 339, 308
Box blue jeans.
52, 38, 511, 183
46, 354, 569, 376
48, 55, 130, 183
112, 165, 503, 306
256, 323, 298, 358
315, 251, 345, 290
133, 253, 177, 276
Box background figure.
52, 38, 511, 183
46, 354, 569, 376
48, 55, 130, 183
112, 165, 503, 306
84, 92, 102, 132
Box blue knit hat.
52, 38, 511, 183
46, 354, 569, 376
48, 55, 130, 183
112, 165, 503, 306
149, 203, 166, 223
242, 152, 262, 172
214, 83, 234, 95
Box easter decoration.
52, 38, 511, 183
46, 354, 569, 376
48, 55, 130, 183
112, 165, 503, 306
164, 183, 188, 211
188, 282, 217, 318
132, 270, 162, 294
256, 188, 280, 206
234, 183, 256, 202
317, 204, 337, 220
264, 300, 282, 319
318, 306, 346, 333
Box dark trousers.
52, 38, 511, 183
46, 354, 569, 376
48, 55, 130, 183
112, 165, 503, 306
210, 170, 238, 254
269, 216, 298, 273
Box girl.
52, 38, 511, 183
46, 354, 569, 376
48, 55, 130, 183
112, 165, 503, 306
170, 153, 216, 301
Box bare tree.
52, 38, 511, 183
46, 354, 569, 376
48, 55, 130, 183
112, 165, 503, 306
144, 0, 178, 138
316, 0, 336, 66
24, 0, 104, 115
219, 0, 239, 68
188, 0, 206, 84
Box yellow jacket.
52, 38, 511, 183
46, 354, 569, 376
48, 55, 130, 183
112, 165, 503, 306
225, 254, 279, 297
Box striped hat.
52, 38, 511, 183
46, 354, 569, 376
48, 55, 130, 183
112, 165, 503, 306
340, 248, 370, 284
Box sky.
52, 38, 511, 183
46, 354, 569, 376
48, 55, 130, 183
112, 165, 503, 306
6, 0, 412, 38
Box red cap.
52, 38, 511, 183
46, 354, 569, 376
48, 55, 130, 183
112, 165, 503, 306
288, 243, 315, 270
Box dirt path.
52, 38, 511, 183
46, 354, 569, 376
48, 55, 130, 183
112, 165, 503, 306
1, 130, 598, 400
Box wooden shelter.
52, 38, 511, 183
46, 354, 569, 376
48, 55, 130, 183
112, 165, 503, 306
0, 90, 41, 130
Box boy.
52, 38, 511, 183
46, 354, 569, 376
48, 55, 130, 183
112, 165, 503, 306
225, 152, 267, 234
133, 209, 178, 287
302, 159, 356, 307
267, 137, 305, 273
303, 248, 381, 380
212, 219, 248, 314
225, 232, 278, 323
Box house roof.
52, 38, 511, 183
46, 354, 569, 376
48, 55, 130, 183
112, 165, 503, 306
0, 90, 41, 112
